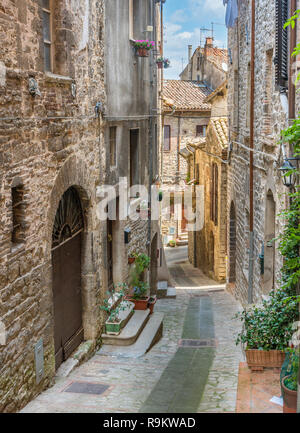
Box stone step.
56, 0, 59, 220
97, 312, 164, 358
157, 286, 176, 299
118, 301, 135, 329
101, 309, 150, 346
157, 281, 168, 290
176, 239, 188, 246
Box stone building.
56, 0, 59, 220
0, 0, 161, 412
183, 82, 228, 282
160, 79, 212, 244
226, 0, 295, 305
180, 38, 228, 90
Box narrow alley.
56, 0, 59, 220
21, 247, 243, 414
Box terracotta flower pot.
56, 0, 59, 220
245, 349, 286, 371
126, 296, 150, 310
137, 47, 149, 57
148, 296, 157, 314
128, 257, 135, 265
156, 61, 163, 69
282, 376, 297, 413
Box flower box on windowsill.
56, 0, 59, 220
136, 47, 150, 57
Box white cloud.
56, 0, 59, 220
170, 9, 189, 23
190, 0, 225, 16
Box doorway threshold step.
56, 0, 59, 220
97, 312, 164, 358
101, 309, 150, 346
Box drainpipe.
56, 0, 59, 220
176, 115, 181, 240
248, 0, 255, 304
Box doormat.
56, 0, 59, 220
63, 381, 110, 395
178, 339, 216, 348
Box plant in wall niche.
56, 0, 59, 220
126, 253, 151, 310
134, 40, 155, 57
168, 239, 176, 247
100, 285, 130, 335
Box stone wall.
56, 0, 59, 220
227, 0, 290, 305
0, 0, 106, 412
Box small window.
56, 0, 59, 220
196, 125, 206, 137
11, 185, 25, 245
197, 56, 200, 71
164, 125, 171, 151
109, 126, 117, 167
42, 0, 52, 72
130, 129, 139, 188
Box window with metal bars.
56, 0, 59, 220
275, 0, 289, 88
11, 185, 25, 245
42, 0, 52, 72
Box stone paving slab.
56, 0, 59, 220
236, 362, 282, 413
21, 248, 243, 413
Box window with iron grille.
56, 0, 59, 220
275, 0, 289, 88
11, 185, 25, 245
42, 0, 52, 72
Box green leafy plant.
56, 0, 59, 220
284, 348, 299, 391
168, 239, 176, 247
129, 253, 150, 300
235, 289, 300, 350
100, 284, 129, 323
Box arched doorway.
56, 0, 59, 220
264, 190, 276, 293
52, 187, 84, 369
229, 202, 236, 283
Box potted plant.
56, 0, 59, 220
100, 286, 130, 335
128, 256, 135, 265
148, 295, 157, 314
156, 57, 164, 69
282, 348, 299, 413
235, 288, 299, 371
134, 40, 155, 57
126, 253, 151, 310
163, 58, 170, 69
168, 239, 176, 248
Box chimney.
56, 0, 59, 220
188, 45, 192, 80
204, 37, 213, 58
205, 37, 213, 48
188, 45, 192, 62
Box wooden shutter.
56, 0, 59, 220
275, 0, 288, 87
210, 164, 214, 221
214, 164, 218, 226
164, 125, 171, 151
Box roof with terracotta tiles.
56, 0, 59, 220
198, 46, 228, 71
210, 117, 228, 148
163, 80, 212, 112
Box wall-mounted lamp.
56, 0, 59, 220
278, 158, 297, 188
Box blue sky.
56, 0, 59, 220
163, 0, 227, 79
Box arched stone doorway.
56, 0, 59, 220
51, 187, 84, 369
229, 202, 236, 283
264, 190, 276, 293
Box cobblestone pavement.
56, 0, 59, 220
21, 247, 243, 413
